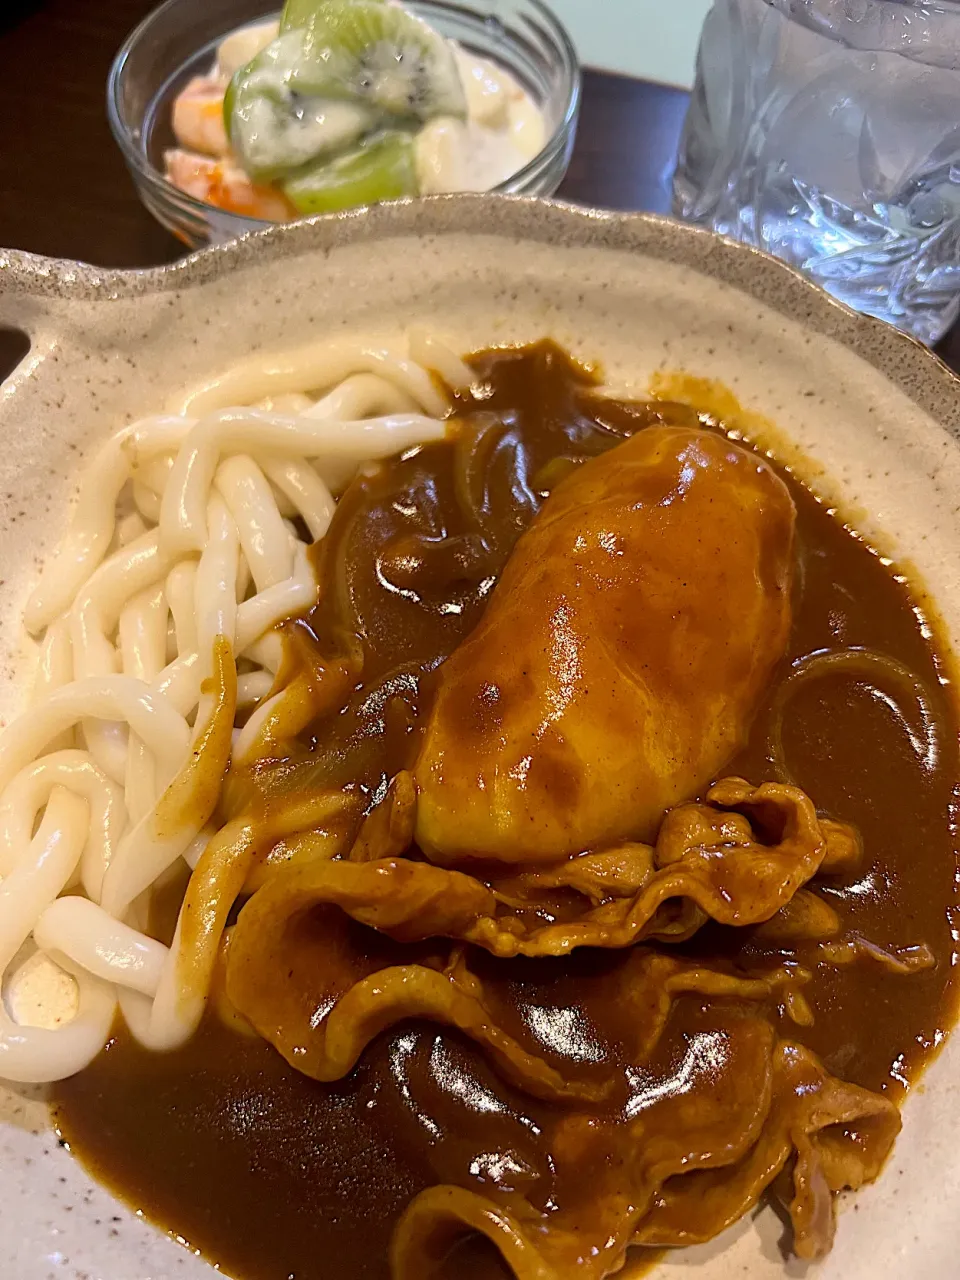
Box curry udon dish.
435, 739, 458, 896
1, 337, 957, 1280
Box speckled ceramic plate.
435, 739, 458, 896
0, 195, 958, 1280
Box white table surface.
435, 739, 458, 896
547, 0, 711, 87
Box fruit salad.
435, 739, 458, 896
164, 0, 547, 220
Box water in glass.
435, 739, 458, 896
673, 0, 960, 344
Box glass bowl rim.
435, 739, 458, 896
105, 0, 583, 232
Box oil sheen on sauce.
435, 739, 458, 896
54, 344, 960, 1280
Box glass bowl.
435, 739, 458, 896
107, 0, 581, 248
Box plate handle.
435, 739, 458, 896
0, 250, 83, 388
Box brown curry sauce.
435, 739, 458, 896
54, 343, 960, 1280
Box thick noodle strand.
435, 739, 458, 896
0, 332, 455, 1084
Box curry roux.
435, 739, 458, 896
54, 343, 960, 1280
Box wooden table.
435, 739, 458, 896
0, 0, 957, 371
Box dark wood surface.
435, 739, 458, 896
0, 0, 957, 371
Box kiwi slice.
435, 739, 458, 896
280, 0, 383, 35
282, 130, 418, 214
225, 30, 373, 180
296, 1, 466, 121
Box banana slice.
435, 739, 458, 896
415, 117, 468, 194
216, 19, 281, 80
453, 49, 509, 130
280, 0, 384, 34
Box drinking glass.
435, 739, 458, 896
673, 0, 960, 345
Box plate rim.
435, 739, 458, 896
1, 193, 959, 431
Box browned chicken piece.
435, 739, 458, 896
414, 425, 795, 864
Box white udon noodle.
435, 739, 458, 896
0, 330, 474, 1083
